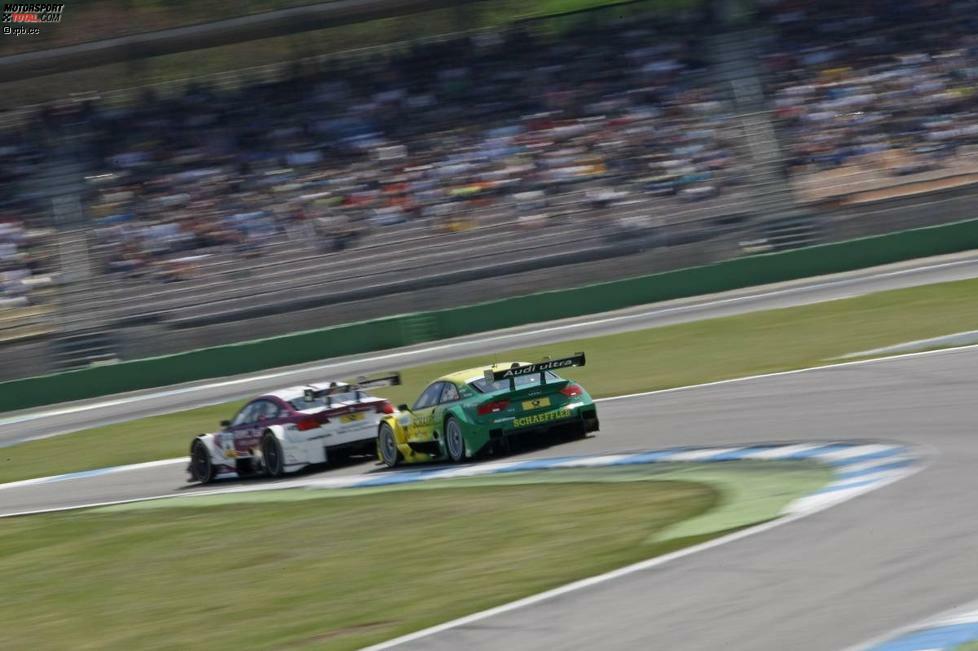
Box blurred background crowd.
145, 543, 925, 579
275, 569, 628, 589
0, 0, 976, 333
762, 0, 978, 196
73, 20, 735, 280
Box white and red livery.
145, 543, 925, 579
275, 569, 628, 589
188, 373, 399, 483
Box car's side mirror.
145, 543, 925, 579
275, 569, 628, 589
398, 404, 410, 412
220, 419, 231, 428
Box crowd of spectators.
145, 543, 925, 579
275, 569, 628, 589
761, 0, 978, 186
0, 215, 54, 308
74, 17, 739, 279
5, 1, 978, 291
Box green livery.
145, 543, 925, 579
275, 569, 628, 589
377, 353, 599, 466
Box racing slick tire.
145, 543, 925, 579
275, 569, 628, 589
378, 422, 401, 468
445, 416, 467, 463
190, 439, 216, 484
567, 425, 588, 441
262, 431, 286, 478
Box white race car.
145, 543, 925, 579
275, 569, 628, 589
188, 373, 399, 484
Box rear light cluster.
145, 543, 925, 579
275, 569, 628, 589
560, 384, 584, 397
296, 411, 333, 430
477, 399, 510, 416
296, 401, 392, 429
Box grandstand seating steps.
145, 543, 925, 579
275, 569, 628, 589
51, 184, 754, 330
63, 224, 613, 326
48, 329, 118, 371
708, 28, 805, 231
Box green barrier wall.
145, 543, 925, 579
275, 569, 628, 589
4, 216, 978, 413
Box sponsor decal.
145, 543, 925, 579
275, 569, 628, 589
513, 409, 572, 428
491, 353, 586, 382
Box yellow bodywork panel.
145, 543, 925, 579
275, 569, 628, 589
380, 415, 439, 464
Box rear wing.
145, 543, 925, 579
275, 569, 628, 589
486, 353, 586, 386
353, 372, 402, 390
303, 372, 401, 404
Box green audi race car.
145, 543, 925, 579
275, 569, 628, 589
377, 353, 599, 467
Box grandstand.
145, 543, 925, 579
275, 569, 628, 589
762, 0, 978, 203
0, 0, 976, 380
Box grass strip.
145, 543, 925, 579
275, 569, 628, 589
0, 479, 716, 650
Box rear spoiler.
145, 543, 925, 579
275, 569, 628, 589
304, 372, 401, 403
486, 353, 586, 384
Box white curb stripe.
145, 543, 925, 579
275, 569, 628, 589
816, 444, 897, 462
741, 443, 823, 460
550, 454, 635, 468
660, 447, 745, 462
847, 602, 978, 651
823, 468, 912, 491
835, 456, 914, 476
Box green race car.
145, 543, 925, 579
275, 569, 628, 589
377, 353, 599, 467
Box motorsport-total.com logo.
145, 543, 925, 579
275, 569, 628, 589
2, 3, 64, 35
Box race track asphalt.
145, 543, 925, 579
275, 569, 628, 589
394, 347, 978, 650
3, 253, 978, 649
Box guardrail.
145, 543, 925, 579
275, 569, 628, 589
2, 215, 978, 414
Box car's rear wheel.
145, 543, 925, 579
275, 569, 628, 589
567, 424, 588, 441
190, 439, 216, 484
262, 432, 285, 478
445, 417, 466, 463
379, 423, 401, 468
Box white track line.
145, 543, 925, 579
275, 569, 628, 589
0, 457, 188, 492
599, 342, 978, 404
4, 255, 978, 429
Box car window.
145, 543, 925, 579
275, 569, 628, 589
470, 371, 560, 393
413, 382, 444, 410
231, 402, 258, 427
254, 400, 281, 421
439, 383, 460, 403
